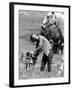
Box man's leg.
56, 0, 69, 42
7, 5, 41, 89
40, 53, 47, 71
26, 63, 28, 69
47, 50, 53, 72
47, 59, 52, 72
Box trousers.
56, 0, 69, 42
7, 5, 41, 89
40, 49, 53, 72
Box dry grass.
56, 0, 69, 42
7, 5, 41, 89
19, 10, 64, 79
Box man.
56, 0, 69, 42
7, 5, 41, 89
30, 34, 53, 72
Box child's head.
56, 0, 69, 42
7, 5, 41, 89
26, 52, 32, 58
26, 52, 30, 56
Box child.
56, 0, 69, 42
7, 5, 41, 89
25, 52, 33, 70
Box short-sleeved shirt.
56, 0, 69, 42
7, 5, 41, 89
38, 35, 52, 56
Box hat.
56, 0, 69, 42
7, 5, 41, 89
32, 34, 38, 40
30, 34, 38, 42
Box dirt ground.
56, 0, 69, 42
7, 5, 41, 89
19, 10, 64, 79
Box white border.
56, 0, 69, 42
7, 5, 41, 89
14, 4, 69, 86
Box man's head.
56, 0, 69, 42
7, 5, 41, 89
30, 34, 38, 42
